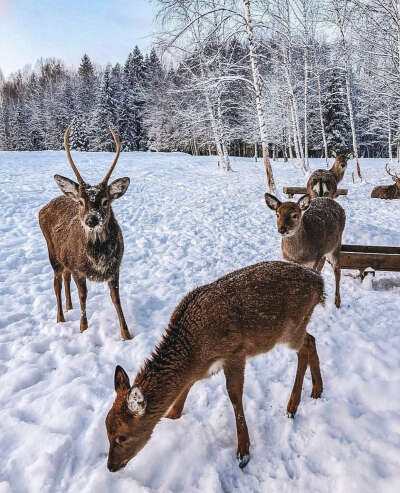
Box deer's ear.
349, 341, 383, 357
347, 153, 353, 160
127, 386, 146, 416
114, 365, 130, 393
298, 194, 312, 211
331, 150, 337, 157
108, 178, 130, 201
54, 175, 79, 199
264, 193, 281, 211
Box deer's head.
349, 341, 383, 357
265, 193, 311, 237
331, 151, 351, 173
385, 164, 400, 189
54, 124, 130, 233
105, 366, 155, 472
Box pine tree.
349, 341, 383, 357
91, 66, 119, 151
323, 70, 351, 153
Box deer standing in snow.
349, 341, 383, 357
264, 194, 345, 308
105, 261, 324, 471
371, 164, 400, 199
306, 152, 350, 198
39, 124, 132, 340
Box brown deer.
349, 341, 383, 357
264, 194, 345, 308
105, 261, 325, 471
306, 152, 350, 198
39, 124, 132, 340
371, 164, 400, 199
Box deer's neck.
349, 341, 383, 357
281, 221, 309, 260
134, 324, 196, 419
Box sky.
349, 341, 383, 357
0, 0, 157, 77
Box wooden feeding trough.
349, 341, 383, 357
340, 244, 400, 279
282, 187, 348, 198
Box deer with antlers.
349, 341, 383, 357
371, 164, 400, 199
39, 124, 132, 340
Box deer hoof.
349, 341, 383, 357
237, 453, 250, 469
335, 296, 341, 308
122, 331, 133, 341
286, 411, 295, 419
57, 314, 66, 323
80, 320, 88, 332
311, 386, 323, 399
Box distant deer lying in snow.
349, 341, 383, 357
306, 152, 350, 198
371, 164, 400, 199
264, 194, 345, 308
105, 261, 325, 471
39, 123, 132, 340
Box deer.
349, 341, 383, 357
306, 152, 350, 199
264, 194, 345, 308
38, 123, 132, 340
371, 164, 400, 199
105, 260, 325, 472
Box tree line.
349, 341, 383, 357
0, 0, 399, 184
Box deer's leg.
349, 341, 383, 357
73, 275, 88, 332
54, 269, 65, 323
165, 382, 193, 419
306, 333, 323, 399
108, 275, 132, 340
286, 341, 309, 418
224, 356, 250, 469
329, 249, 341, 308
63, 270, 73, 310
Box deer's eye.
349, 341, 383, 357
291, 213, 298, 219
276, 212, 280, 218
116, 435, 127, 445
102, 198, 109, 207
79, 199, 85, 206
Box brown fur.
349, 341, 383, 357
264, 194, 346, 308
306, 154, 349, 198
371, 164, 400, 199
38, 125, 132, 340
106, 261, 325, 471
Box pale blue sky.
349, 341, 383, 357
0, 0, 156, 77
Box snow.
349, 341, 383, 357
0, 151, 399, 493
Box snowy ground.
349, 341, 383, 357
0, 151, 399, 493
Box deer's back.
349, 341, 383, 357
170, 261, 325, 359
371, 185, 400, 199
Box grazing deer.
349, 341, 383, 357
306, 152, 350, 198
264, 194, 345, 308
39, 124, 132, 340
371, 164, 400, 199
105, 261, 324, 471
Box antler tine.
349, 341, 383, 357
102, 127, 121, 184
385, 163, 399, 182
64, 123, 84, 185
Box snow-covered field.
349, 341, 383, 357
0, 151, 399, 493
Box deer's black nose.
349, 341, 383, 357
278, 226, 287, 234
86, 216, 99, 228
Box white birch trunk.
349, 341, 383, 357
317, 72, 329, 167
243, 0, 275, 192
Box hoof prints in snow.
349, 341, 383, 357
0, 152, 399, 493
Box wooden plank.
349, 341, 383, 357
339, 251, 400, 272
341, 244, 400, 255
282, 187, 348, 196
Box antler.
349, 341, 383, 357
385, 163, 400, 183
64, 123, 84, 185
102, 128, 121, 184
